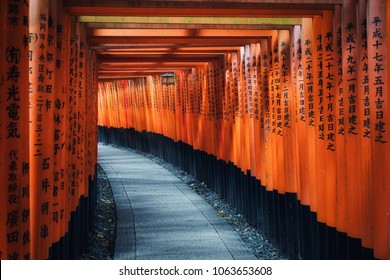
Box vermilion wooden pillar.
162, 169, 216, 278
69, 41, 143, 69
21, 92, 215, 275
260, 38, 272, 190
293, 24, 310, 206
253, 43, 262, 181
224, 53, 233, 164
92, 51, 99, 172
241, 45, 250, 174
67, 15, 78, 217
181, 70, 190, 145
29, 0, 52, 260
231, 52, 239, 168
368, 0, 388, 260
280, 29, 297, 195
269, 31, 279, 192
1, 0, 30, 260
214, 61, 223, 161
322, 10, 337, 229
276, 30, 287, 195
53, 0, 69, 247
356, 0, 372, 251
387, 0, 390, 260
334, 3, 348, 237
312, 15, 326, 226
209, 63, 217, 157
0, 0, 6, 259
77, 22, 87, 201
302, 17, 317, 213
343, 0, 361, 241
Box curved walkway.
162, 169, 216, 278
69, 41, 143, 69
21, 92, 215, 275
98, 144, 257, 260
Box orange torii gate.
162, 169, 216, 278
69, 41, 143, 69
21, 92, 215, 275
97, 0, 390, 260
1, 0, 389, 260
0, 0, 98, 260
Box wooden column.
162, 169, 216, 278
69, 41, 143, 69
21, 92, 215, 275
356, 0, 372, 251
0, 0, 6, 260
29, 0, 53, 259
323, 10, 337, 229
368, 0, 388, 260
0, 0, 30, 260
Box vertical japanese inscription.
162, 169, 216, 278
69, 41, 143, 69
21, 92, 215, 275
324, 24, 336, 151
262, 41, 270, 133
345, 20, 358, 136
369, 16, 386, 144
296, 31, 305, 122
29, 0, 53, 259
2, 0, 30, 260
304, 31, 315, 127
280, 37, 290, 129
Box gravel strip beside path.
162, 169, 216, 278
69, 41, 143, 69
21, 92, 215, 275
82, 164, 117, 260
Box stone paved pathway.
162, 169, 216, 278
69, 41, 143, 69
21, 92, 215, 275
98, 144, 257, 260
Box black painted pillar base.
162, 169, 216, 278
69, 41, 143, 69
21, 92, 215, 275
46, 166, 97, 260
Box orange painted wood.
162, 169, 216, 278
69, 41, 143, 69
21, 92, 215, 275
62, 9, 71, 239
89, 28, 277, 38
333, 3, 347, 235
92, 0, 390, 259
191, 68, 199, 151
0, 0, 31, 260
253, 43, 262, 180
231, 52, 240, 167
225, 53, 234, 164
18, 1, 31, 260
356, 0, 372, 249
29, 0, 52, 260
196, 66, 202, 151
368, 0, 388, 260
240, 46, 246, 172
122, 80, 131, 129
64, 6, 326, 18
208, 63, 217, 157
186, 71, 194, 148
387, 0, 390, 259
322, 10, 337, 228
214, 60, 224, 161
0, 0, 6, 260
221, 54, 231, 163
269, 31, 279, 192
73, 22, 84, 215
259, 38, 273, 190
248, 44, 258, 178
280, 29, 297, 194
302, 17, 317, 212
277, 30, 288, 195
68, 16, 79, 213
242, 45, 251, 174
200, 65, 212, 154
183, 72, 189, 144
290, 25, 301, 200
237, 47, 244, 171
14, 2, 31, 259
343, 0, 361, 239
312, 15, 327, 224
174, 72, 181, 142
293, 24, 310, 205
385, 1, 390, 259
169, 77, 177, 141
85, 46, 94, 182
52, 0, 64, 246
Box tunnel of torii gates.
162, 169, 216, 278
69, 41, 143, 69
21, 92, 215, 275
0, 0, 389, 260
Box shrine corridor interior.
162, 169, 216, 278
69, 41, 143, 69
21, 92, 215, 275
0, 0, 389, 260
